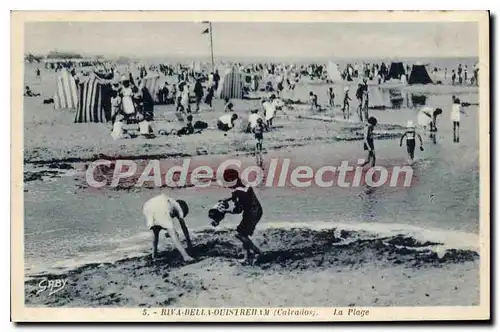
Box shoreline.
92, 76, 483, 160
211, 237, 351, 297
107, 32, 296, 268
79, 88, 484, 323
25, 227, 479, 307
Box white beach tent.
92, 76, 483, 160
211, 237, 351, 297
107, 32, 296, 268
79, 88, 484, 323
54, 68, 78, 110
327, 61, 342, 82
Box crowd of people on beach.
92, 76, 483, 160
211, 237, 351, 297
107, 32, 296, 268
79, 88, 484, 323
28, 57, 476, 169
31, 57, 476, 162
26, 57, 475, 265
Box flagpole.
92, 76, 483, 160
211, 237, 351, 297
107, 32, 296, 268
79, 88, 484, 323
209, 22, 215, 72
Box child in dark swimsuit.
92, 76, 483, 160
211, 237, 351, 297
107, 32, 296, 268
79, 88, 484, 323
253, 118, 265, 167
400, 121, 424, 162
342, 87, 351, 119
328, 87, 335, 108
362, 116, 378, 167
208, 169, 263, 264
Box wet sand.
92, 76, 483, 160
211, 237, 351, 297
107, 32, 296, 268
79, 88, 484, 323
25, 227, 479, 307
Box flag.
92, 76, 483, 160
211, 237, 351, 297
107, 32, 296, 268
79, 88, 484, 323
202, 28, 210, 34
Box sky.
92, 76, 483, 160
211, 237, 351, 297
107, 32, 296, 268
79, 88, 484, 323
24, 21, 478, 59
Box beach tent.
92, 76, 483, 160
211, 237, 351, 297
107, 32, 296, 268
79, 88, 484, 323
408, 65, 433, 85
54, 68, 78, 110
327, 62, 342, 82
217, 67, 245, 99
140, 74, 162, 103
74, 72, 112, 123
387, 62, 406, 80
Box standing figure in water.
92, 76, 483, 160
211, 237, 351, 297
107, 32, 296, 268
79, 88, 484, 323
362, 116, 378, 167
328, 87, 335, 108
400, 121, 424, 163
355, 84, 364, 122
451, 97, 467, 143
342, 86, 351, 120
362, 84, 369, 122
253, 118, 265, 168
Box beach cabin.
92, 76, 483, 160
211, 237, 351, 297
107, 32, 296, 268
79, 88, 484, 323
408, 65, 433, 85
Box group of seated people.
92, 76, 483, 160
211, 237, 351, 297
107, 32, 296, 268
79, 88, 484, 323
216, 94, 285, 135
111, 75, 156, 139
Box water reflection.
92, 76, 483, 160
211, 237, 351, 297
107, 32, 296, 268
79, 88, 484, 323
369, 86, 429, 110
429, 132, 437, 145
361, 182, 378, 222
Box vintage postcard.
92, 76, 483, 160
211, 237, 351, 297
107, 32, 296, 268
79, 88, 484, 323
11, 11, 490, 322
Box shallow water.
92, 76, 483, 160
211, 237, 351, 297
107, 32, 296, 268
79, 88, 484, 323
24, 99, 480, 275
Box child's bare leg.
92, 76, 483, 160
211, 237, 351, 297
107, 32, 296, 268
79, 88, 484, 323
362, 152, 371, 167
152, 226, 161, 259
166, 226, 193, 262
178, 218, 193, 251
236, 234, 261, 255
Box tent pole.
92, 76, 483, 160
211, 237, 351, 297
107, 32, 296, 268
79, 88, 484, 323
209, 22, 215, 72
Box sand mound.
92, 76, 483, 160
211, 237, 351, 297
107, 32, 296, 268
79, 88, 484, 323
25, 227, 478, 307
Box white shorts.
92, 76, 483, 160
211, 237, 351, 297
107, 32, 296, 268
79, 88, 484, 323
145, 210, 174, 230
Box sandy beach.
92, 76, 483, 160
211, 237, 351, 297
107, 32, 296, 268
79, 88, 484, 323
23, 59, 480, 308
25, 227, 479, 307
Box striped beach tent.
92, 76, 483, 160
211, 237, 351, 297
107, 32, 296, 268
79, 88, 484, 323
74, 73, 112, 123
217, 68, 245, 100
140, 75, 162, 103
54, 69, 78, 110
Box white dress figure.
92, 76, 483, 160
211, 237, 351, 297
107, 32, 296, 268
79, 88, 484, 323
121, 86, 135, 115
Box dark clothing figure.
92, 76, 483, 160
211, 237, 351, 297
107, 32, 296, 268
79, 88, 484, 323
208, 179, 264, 264
194, 80, 204, 111
205, 87, 214, 107
232, 186, 263, 237
141, 87, 155, 121
159, 85, 169, 104
213, 71, 220, 91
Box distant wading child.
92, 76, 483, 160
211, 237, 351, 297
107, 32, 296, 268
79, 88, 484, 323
253, 117, 265, 167
328, 87, 335, 108
355, 84, 364, 122
143, 194, 194, 262
309, 91, 318, 111
400, 121, 424, 162
362, 116, 378, 167
208, 169, 263, 264
342, 87, 351, 119
451, 97, 467, 143
418, 106, 442, 132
